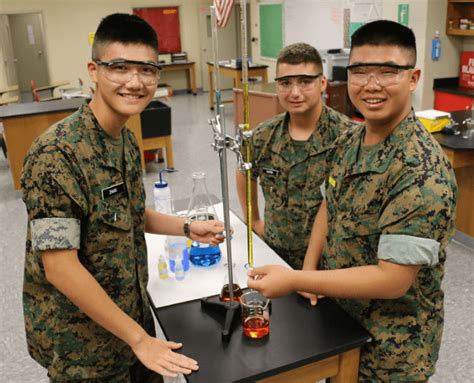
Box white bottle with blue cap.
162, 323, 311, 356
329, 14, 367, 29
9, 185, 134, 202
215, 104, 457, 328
153, 169, 173, 214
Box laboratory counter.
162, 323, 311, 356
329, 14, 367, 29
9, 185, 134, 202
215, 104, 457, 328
0, 98, 145, 190
0, 98, 84, 119
433, 109, 474, 238
433, 77, 474, 98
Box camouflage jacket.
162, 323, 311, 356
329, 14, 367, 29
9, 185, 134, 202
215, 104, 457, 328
21, 102, 153, 380
251, 105, 354, 268
322, 110, 457, 381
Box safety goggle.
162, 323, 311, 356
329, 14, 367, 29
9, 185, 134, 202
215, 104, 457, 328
95, 59, 162, 86
346, 63, 414, 87
274, 74, 322, 92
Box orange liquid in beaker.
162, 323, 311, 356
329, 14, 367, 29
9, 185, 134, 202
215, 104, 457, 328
219, 283, 243, 302
243, 316, 269, 339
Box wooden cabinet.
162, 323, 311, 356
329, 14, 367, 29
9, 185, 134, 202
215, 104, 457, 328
434, 90, 473, 112
446, 0, 474, 37
326, 81, 351, 117
234, 83, 285, 130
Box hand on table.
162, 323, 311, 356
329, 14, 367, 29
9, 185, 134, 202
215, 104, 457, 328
297, 291, 324, 306
132, 335, 199, 378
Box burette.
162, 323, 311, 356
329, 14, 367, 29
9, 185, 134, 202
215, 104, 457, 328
239, 0, 254, 268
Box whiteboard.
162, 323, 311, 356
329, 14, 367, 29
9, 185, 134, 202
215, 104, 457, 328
284, 0, 344, 50
283, 0, 383, 51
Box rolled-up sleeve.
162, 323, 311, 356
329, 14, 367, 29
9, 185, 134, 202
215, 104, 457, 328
378, 234, 440, 266
22, 146, 87, 252
31, 218, 81, 251
378, 170, 456, 267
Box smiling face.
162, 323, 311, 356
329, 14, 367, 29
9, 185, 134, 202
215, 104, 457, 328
276, 62, 327, 117
348, 44, 420, 132
88, 42, 158, 126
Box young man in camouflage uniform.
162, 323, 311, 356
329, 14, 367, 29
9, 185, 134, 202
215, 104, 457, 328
236, 43, 354, 270
248, 21, 457, 381
21, 14, 224, 383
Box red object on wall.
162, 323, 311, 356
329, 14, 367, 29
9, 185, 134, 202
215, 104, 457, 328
459, 51, 474, 89
134, 7, 181, 54
434, 91, 473, 112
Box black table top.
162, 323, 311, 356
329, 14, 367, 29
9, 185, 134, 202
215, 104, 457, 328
0, 98, 84, 119
207, 61, 269, 70
154, 293, 371, 383
433, 109, 474, 151
433, 77, 474, 98
160, 61, 195, 67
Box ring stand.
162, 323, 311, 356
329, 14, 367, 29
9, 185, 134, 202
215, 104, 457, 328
200, 296, 241, 342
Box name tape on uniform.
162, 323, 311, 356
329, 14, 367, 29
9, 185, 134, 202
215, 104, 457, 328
101, 182, 125, 200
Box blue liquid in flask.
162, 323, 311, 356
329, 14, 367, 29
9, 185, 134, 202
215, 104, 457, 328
189, 242, 221, 267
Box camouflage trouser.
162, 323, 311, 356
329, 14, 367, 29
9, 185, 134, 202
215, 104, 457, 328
269, 244, 306, 270
49, 360, 164, 383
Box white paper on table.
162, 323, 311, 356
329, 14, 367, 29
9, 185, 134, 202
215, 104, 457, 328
146, 203, 289, 308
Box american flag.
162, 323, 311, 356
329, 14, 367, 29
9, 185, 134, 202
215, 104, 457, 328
214, 0, 235, 28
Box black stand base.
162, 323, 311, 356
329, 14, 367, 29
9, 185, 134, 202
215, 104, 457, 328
200, 296, 241, 342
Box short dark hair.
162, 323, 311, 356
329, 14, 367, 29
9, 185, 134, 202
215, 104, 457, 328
350, 20, 417, 65
277, 43, 323, 72
92, 13, 158, 60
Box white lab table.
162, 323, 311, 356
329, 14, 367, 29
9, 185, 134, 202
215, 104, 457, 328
146, 203, 289, 308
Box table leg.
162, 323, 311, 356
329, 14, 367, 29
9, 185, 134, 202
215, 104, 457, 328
329, 348, 360, 383
164, 135, 174, 169
190, 63, 197, 95
208, 64, 215, 110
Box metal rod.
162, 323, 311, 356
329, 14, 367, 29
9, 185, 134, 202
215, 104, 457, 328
217, 105, 235, 302
210, 5, 234, 302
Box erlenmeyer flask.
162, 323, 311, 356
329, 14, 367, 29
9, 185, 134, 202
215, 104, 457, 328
187, 172, 221, 267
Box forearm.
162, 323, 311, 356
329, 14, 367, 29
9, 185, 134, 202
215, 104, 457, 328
43, 250, 146, 348
145, 208, 185, 236
236, 170, 260, 222
303, 201, 328, 271
293, 261, 420, 300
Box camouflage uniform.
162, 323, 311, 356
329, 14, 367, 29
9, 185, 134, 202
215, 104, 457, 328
321, 110, 457, 381
21, 103, 157, 381
250, 105, 354, 269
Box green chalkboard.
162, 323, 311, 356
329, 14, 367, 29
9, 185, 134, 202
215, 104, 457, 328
259, 3, 283, 59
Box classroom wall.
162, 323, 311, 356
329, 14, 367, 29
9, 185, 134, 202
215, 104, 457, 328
0, 15, 7, 88
0, 0, 205, 93
0, 0, 471, 110
422, 0, 464, 110
248, 0, 471, 111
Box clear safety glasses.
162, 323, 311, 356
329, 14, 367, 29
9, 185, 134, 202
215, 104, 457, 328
274, 74, 322, 93
95, 59, 161, 86
346, 63, 414, 87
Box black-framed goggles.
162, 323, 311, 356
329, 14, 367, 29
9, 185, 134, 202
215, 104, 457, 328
95, 59, 162, 70
346, 63, 414, 71
274, 73, 322, 81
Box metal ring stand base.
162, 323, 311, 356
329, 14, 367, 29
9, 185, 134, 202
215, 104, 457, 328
200, 296, 241, 342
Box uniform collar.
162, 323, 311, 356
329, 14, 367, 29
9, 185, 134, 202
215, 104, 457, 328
80, 102, 129, 171
271, 105, 334, 162
345, 109, 417, 175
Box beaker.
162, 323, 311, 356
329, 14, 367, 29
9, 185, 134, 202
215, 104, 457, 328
240, 290, 270, 339
187, 172, 221, 267
219, 263, 242, 302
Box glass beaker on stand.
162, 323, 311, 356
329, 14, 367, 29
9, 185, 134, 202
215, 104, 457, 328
219, 263, 243, 302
